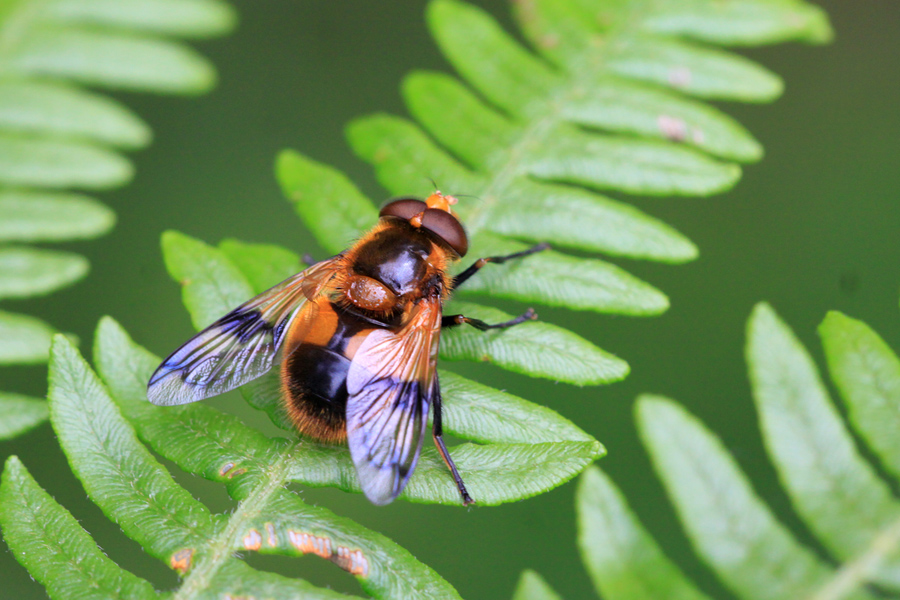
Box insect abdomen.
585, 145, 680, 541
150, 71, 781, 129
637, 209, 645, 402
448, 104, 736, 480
281, 343, 351, 442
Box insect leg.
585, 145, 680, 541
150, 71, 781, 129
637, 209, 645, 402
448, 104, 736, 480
441, 308, 537, 331
432, 382, 475, 506
452, 243, 550, 289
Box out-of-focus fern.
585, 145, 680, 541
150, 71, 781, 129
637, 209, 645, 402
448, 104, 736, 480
517, 300, 900, 600
0, 0, 235, 440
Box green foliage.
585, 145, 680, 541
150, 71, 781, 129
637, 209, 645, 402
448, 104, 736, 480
512, 570, 563, 600
347, 0, 828, 273
1, 331, 459, 599
275, 0, 830, 375
0, 456, 158, 600
819, 312, 900, 482
0, 191, 114, 242
441, 300, 628, 384
0, 0, 234, 438
0, 0, 836, 597
0, 246, 87, 299
0, 310, 56, 366
637, 393, 874, 600
576, 466, 709, 600
522, 301, 900, 600
748, 305, 900, 591
0, 393, 48, 440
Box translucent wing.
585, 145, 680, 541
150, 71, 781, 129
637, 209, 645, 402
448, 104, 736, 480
147, 257, 342, 406
345, 298, 442, 505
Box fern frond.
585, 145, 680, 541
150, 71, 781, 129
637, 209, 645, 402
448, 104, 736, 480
0, 0, 234, 440
277, 0, 830, 372
749, 304, 900, 591
347, 0, 830, 299
533, 301, 900, 600
0, 309, 56, 439
0, 393, 47, 439
637, 394, 872, 600
0, 328, 461, 599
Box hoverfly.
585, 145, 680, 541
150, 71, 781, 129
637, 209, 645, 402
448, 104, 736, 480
147, 192, 547, 505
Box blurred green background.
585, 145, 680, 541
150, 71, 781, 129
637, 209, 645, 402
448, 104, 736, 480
2, 1, 899, 598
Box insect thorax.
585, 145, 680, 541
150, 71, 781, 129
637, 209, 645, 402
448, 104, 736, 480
351, 223, 443, 297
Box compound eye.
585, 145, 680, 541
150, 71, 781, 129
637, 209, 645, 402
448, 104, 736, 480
379, 198, 427, 220
421, 208, 468, 257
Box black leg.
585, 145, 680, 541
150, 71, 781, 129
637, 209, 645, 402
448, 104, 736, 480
441, 308, 537, 331
432, 383, 474, 506
453, 243, 550, 289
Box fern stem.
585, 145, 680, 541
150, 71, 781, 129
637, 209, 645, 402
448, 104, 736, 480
464, 111, 557, 235
172, 446, 296, 600
808, 514, 900, 600
450, 0, 645, 237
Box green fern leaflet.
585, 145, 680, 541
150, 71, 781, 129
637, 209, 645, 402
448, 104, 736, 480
518, 300, 900, 600
0, 0, 235, 440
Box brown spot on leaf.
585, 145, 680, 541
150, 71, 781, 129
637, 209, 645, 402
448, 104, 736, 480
170, 548, 194, 574
243, 529, 262, 551
658, 115, 688, 142
287, 530, 332, 558
220, 461, 247, 479
265, 523, 277, 547
334, 546, 370, 577
287, 530, 369, 577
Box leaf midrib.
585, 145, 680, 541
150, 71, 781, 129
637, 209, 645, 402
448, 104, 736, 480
172, 446, 295, 600
807, 514, 900, 600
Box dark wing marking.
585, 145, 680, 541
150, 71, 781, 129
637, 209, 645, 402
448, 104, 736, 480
345, 298, 442, 505
147, 257, 341, 406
